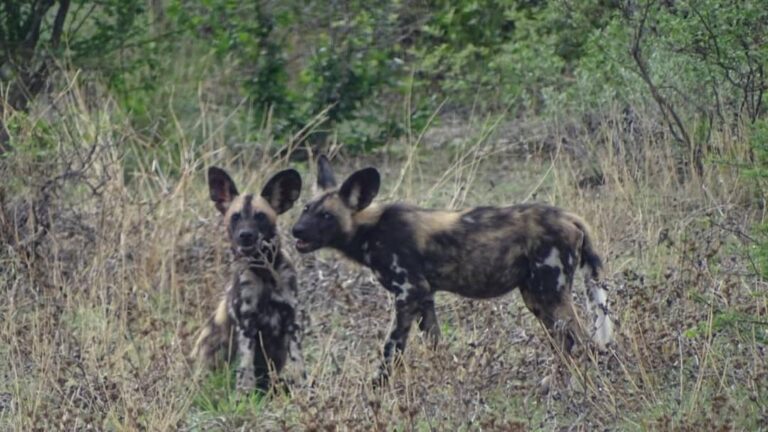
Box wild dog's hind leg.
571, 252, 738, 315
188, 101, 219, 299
191, 298, 237, 367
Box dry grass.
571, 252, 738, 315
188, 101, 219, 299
1, 82, 767, 431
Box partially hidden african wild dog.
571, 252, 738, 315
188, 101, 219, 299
292, 156, 613, 385
192, 166, 305, 392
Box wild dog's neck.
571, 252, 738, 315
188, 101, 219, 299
335, 223, 377, 266
333, 203, 391, 266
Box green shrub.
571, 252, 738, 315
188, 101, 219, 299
0, 0, 155, 113
3, 0, 767, 159
170, 0, 407, 152
745, 119, 768, 277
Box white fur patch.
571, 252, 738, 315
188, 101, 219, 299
389, 254, 413, 293
594, 285, 607, 305
557, 273, 567, 291
537, 248, 567, 291
238, 272, 265, 314
269, 314, 281, 328
393, 279, 414, 293
390, 254, 405, 274
586, 281, 613, 348
593, 312, 614, 348
348, 185, 361, 208
542, 248, 561, 268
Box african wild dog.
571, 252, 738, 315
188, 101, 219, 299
191, 166, 305, 392
292, 156, 613, 385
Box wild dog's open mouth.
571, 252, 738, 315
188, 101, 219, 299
236, 244, 257, 255
294, 239, 318, 253
235, 238, 262, 255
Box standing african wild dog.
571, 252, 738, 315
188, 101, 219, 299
292, 156, 613, 384
191, 166, 305, 392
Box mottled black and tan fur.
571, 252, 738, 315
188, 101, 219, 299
292, 156, 613, 384
192, 166, 305, 392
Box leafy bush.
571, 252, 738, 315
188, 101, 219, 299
170, 0, 407, 151
3, 0, 766, 158
745, 119, 768, 277
0, 1, 154, 113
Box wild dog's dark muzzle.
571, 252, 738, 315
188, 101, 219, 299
237, 230, 256, 246
291, 223, 306, 240
291, 222, 320, 253
233, 227, 265, 255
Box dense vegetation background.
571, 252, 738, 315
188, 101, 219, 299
1, 0, 767, 430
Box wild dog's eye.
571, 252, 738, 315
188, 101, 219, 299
303, 204, 310, 212
254, 212, 267, 221
320, 211, 332, 220
231, 212, 241, 223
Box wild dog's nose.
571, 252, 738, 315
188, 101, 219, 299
292, 224, 306, 239
238, 231, 256, 244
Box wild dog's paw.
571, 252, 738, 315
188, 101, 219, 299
371, 365, 391, 388
235, 368, 257, 394
419, 321, 441, 349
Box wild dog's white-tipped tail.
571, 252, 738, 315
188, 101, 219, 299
570, 213, 614, 348
586, 279, 613, 348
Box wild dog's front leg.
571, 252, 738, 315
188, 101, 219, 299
373, 294, 419, 385
235, 330, 257, 393
274, 265, 307, 388
282, 318, 307, 387
372, 255, 431, 385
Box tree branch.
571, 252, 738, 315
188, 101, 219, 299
628, 0, 700, 174
51, 0, 71, 49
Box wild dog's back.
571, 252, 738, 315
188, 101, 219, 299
417, 202, 612, 348
356, 201, 613, 349
362, 203, 593, 299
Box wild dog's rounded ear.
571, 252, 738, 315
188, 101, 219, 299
208, 167, 239, 214
261, 168, 303, 215
339, 167, 380, 211
316, 154, 337, 191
